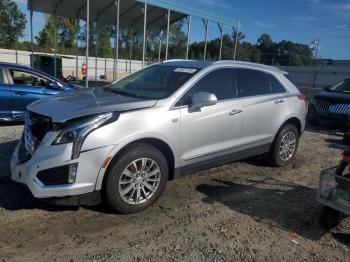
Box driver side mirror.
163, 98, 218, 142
188, 92, 218, 113
323, 86, 330, 91
47, 81, 62, 90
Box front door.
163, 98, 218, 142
178, 68, 244, 164
0, 67, 12, 120
8, 68, 48, 118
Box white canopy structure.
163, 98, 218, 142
28, 0, 240, 87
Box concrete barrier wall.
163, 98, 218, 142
2, 48, 349, 88
281, 66, 350, 89
0, 48, 143, 80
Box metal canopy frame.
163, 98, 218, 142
27, 0, 240, 87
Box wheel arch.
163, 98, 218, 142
96, 136, 177, 191
271, 116, 303, 149
283, 117, 303, 135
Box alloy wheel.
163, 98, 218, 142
118, 158, 161, 205
279, 131, 296, 161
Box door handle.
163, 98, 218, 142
229, 109, 243, 116
274, 99, 284, 105
15, 91, 27, 96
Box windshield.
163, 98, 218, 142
104, 64, 199, 99
329, 79, 350, 93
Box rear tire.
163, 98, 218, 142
343, 132, 350, 146
267, 124, 299, 167
104, 143, 169, 214
319, 206, 340, 230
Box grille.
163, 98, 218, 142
28, 112, 52, 141
23, 112, 52, 156
18, 136, 31, 163
329, 104, 350, 114
315, 100, 331, 112
318, 167, 350, 216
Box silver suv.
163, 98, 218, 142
11, 60, 307, 213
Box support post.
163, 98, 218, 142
165, 10, 170, 61
203, 19, 208, 61
95, 22, 98, 81
54, 12, 58, 78
104, 58, 107, 77
112, 46, 116, 81
75, 18, 79, 79
15, 40, 18, 64
129, 30, 133, 73
86, 0, 90, 89
142, 3, 147, 68
233, 24, 240, 61
158, 30, 163, 62
30, 10, 34, 67
114, 0, 120, 80
218, 23, 224, 60
186, 16, 191, 60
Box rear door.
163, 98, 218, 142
7, 68, 49, 116
0, 67, 13, 120
236, 68, 288, 147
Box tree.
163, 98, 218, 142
78, 24, 113, 58
0, 0, 26, 49
237, 42, 261, 63
36, 15, 80, 54
36, 15, 56, 50
257, 33, 275, 65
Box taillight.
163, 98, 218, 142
297, 94, 308, 111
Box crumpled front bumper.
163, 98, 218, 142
11, 134, 114, 199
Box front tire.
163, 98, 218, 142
268, 124, 299, 167
319, 206, 340, 230
104, 143, 169, 214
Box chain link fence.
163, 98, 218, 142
0, 48, 143, 81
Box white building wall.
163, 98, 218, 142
0, 48, 143, 80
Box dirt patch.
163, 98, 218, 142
0, 125, 349, 261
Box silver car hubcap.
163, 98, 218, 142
118, 158, 161, 205
279, 132, 296, 161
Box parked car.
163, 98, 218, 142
11, 60, 307, 214
0, 62, 81, 121
308, 79, 350, 129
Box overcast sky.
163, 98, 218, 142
13, 0, 350, 59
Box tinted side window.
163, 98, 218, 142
9, 69, 48, 88
237, 69, 271, 97
178, 68, 236, 106
265, 74, 286, 93
0, 68, 4, 84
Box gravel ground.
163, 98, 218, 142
0, 124, 349, 262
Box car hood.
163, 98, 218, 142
27, 88, 158, 123
314, 90, 350, 104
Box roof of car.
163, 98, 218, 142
161, 60, 213, 69
162, 59, 287, 74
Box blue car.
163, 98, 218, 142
0, 62, 80, 121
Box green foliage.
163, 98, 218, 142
36, 15, 80, 53
256, 34, 313, 66
3, 7, 313, 68
0, 0, 26, 49
189, 32, 312, 66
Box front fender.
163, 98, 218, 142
93, 132, 179, 191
